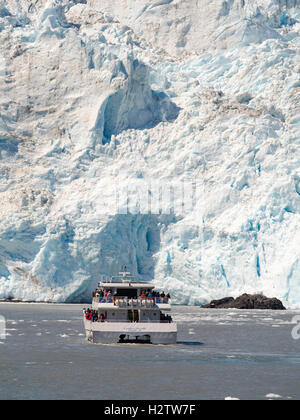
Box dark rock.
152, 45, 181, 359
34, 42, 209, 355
202, 297, 235, 308
202, 293, 286, 310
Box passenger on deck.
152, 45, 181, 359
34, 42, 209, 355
97, 289, 104, 299
85, 309, 99, 322
85, 309, 91, 321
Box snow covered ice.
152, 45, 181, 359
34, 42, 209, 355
0, 0, 299, 306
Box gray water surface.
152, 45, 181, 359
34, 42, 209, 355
0, 303, 299, 400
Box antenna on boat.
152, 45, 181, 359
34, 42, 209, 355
128, 249, 132, 274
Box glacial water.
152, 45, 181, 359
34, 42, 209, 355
0, 303, 300, 400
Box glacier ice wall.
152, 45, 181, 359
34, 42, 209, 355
0, 0, 299, 306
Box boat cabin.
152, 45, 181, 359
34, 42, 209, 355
86, 270, 172, 324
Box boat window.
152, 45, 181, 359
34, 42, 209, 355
117, 288, 137, 298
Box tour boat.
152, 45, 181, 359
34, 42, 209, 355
83, 268, 177, 344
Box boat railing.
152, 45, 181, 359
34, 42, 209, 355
93, 297, 170, 306
116, 298, 156, 308
88, 319, 174, 324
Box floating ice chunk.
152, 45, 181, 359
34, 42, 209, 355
265, 393, 282, 399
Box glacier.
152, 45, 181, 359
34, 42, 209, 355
0, 0, 299, 306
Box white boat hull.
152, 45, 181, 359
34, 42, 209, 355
84, 319, 177, 345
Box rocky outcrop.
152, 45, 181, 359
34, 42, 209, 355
202, 294, 286, 310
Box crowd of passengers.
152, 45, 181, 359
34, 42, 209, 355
92, 288, 171, 302
140, 290, 171, 300
84, 308, 172, 323
84, 308, 106, 322
92, 289, 113, 301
